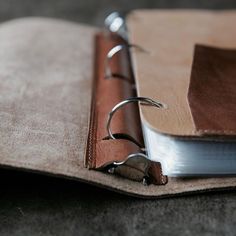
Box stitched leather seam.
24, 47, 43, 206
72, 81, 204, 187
86, 36, 99, 169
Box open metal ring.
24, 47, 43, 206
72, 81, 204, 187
105, 44, 148, 79
106, 97, 166, 147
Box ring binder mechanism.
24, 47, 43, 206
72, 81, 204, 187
104, 97, 166, 185
85, 12, 168, 185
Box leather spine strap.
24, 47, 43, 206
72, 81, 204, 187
85, 31, 167, 185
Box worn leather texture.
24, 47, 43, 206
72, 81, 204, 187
127, 10, 236, 137
0, 18, 96, 185
0, 15, 235, 198
188, 45, 236, 136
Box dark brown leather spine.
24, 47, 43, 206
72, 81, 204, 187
86, 31, 167, 185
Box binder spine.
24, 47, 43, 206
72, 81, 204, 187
85, 12, 167, 185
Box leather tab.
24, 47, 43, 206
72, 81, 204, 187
188, 45, 236, 136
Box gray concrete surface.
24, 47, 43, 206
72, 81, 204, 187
0, 1, 236, 235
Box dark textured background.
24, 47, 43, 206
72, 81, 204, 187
0, 1, 236, 235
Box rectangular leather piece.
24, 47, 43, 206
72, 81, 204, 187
127, 10, 236, 137
188, 45, 236, 136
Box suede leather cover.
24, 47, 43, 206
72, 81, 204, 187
0, 15, 236, 198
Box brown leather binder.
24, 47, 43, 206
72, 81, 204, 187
0, 11, 236, 198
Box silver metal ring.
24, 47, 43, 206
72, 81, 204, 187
105, 44, 126, 79
107, 152, 151, 185
112, 153, 148, 166
106, 97, 166, 146
104, 12, 127, 40
105, 44, 148, 79
104, 12, 125, 33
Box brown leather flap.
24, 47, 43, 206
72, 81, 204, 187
188, 45, 236, 136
